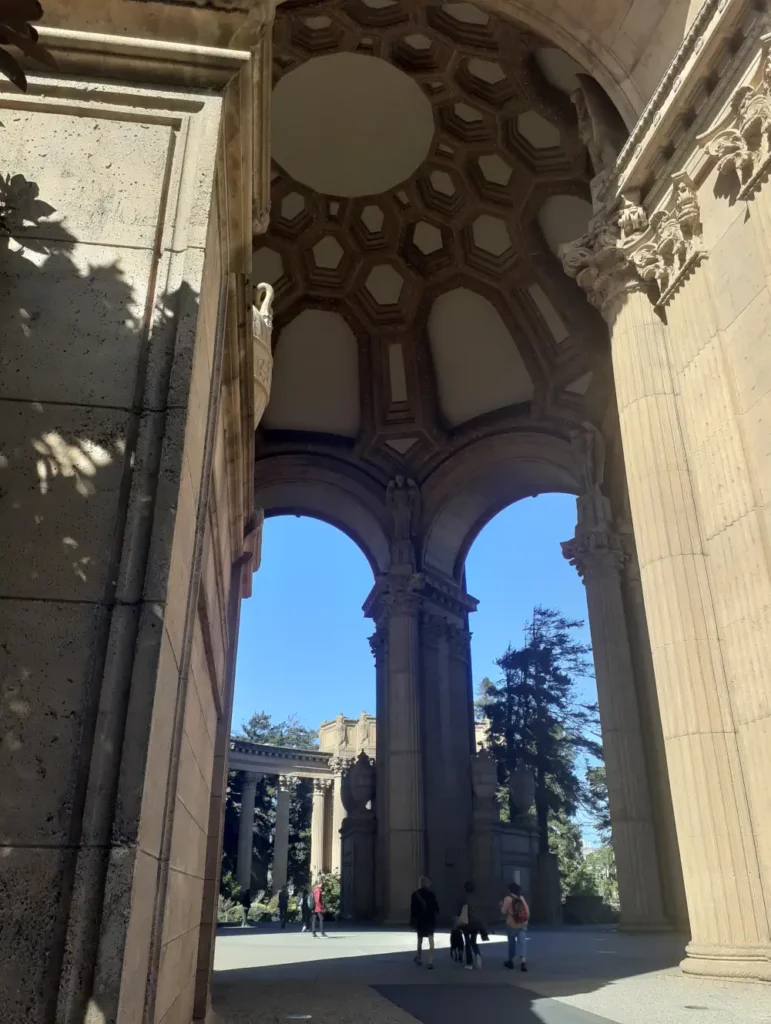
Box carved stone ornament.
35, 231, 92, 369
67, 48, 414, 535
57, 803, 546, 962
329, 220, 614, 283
386, 475, 420, 569
253, 282, 274, 424
559, 176, 705, 314
561, 525, 625, 580
699, 35, 771, 201
328, 755, 354, 776
312, 777, 332, 795
342, 751, 376, 815
278, 774, 300, 792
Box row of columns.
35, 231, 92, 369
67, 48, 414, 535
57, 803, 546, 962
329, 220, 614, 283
236, 769, 349, 893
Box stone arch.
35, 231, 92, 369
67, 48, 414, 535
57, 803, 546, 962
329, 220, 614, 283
254, 454, 390, 575
420, 430, 581, 581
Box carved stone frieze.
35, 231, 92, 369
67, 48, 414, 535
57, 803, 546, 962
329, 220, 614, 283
559, 175, 705, 315
700, 35, 771, 201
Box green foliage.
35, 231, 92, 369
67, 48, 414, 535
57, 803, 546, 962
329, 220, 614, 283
217, 895, 244, 925
478, 606, 600, 852
220, 869, 241, 901
549, 812, 597, 899
237, 711, 318, 750
585, 764, 612, 844
584, 845, 619, 908
321, 872, 342, 920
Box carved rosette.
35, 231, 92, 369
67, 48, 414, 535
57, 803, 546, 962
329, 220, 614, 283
700, 38, 771, 200
253, 282, 274, 425
559, 177, 705, 316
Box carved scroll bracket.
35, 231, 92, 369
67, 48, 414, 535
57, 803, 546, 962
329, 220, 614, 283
559, 175, 706, 317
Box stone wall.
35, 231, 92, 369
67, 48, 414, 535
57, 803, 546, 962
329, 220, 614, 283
0, 20, 266, 1023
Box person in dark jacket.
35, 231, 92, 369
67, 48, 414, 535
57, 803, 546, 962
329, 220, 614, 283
239, 888, 251, 928
278, 886, 289, 929
410, 876, 440, 969
457, 880, 488, 970
300, 888, 312, 933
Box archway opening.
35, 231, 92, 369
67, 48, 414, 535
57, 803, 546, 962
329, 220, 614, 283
465, 494, 617, 922
220, 515, 375, 928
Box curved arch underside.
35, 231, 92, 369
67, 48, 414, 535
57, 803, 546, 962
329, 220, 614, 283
254, 455, 391, 576
474, 0, 696, 125
254, 431, 582, 586
420, 430, 580, 580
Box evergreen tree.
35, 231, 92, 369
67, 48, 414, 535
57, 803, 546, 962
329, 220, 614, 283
480, 606, 601, 853
585, 764, 612, 843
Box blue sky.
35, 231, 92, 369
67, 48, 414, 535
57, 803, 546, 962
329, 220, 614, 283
232, 492, 595, 733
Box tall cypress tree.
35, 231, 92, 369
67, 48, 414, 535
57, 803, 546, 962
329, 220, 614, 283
479, 606, 601, 853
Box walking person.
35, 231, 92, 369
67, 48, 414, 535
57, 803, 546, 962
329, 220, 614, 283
457, 880, 487, 971
239, 888, 251, 928
410, 876, 440, 969
300, 888, 312, 933
311, 878, 326, 937
502, 881, 530, 972
278, 885, 289, 930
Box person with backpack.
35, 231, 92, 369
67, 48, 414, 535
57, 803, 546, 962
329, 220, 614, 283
502, 881, 530, 971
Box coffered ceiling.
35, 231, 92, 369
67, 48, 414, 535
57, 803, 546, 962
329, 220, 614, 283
255, 0, 609, 479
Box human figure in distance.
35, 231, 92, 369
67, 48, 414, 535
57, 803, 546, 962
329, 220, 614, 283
278, 885, 289, 930
311, 877, 326, 937
239, 887, 251, 928
300, 888, 312, 933
457, 880, 488, 971
502, 881, 530, 972
410, 876, 440, 969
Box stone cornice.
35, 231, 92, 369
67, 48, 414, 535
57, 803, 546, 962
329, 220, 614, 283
228, 739, 333, 778
600, 0, 753, 202
363, 569, 478, 623
30, 27, 250, 88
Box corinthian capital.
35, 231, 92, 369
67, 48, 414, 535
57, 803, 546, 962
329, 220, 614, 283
559, 178, 705, 316
561, 527, 625, 580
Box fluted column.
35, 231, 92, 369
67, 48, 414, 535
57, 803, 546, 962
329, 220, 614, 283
563, 496, 666, 929
310, 778, 331, 883
561, 194, 769, 977
365, 574, 424, 923
236, 772, 259, 892
329, 758, 351, 876
272, 775, 296, 891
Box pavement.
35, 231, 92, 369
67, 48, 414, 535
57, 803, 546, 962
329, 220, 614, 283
212, 923, 771, 1024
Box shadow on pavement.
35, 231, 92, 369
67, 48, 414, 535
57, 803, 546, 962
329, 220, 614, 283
212, 925, 687, 1023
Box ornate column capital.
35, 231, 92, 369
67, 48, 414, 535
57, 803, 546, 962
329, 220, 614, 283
277, 774, 300, 793
559, 177, 706, 316
698, 35, 771, 201
328, 755, 354, 776
561, 524, 625, 580
312, 777, 332, 796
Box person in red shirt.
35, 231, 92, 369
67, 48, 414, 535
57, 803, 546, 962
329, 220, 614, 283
311, 878, 326, 937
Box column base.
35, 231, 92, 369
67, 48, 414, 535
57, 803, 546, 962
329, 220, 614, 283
681, 943, 771, 982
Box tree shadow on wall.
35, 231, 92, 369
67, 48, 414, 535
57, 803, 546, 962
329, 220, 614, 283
0, 172, 202, 1024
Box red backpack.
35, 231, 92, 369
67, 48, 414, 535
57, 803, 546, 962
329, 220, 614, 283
509, 894, 529, 925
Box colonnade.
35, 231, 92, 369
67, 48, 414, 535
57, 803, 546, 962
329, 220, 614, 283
234, 765, 350, 892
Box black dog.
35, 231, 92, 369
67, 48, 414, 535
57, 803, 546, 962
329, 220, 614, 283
450, 927, 465, 962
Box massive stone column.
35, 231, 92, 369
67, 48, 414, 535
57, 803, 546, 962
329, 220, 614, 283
562, 484, 666, 929
272, 776, 296, 891
236, 772, 259, 892
561, 185, 769, 977
310, 778, 331, 883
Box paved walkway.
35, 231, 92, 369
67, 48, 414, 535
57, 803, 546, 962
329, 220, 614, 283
212, 924, 770, 1024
